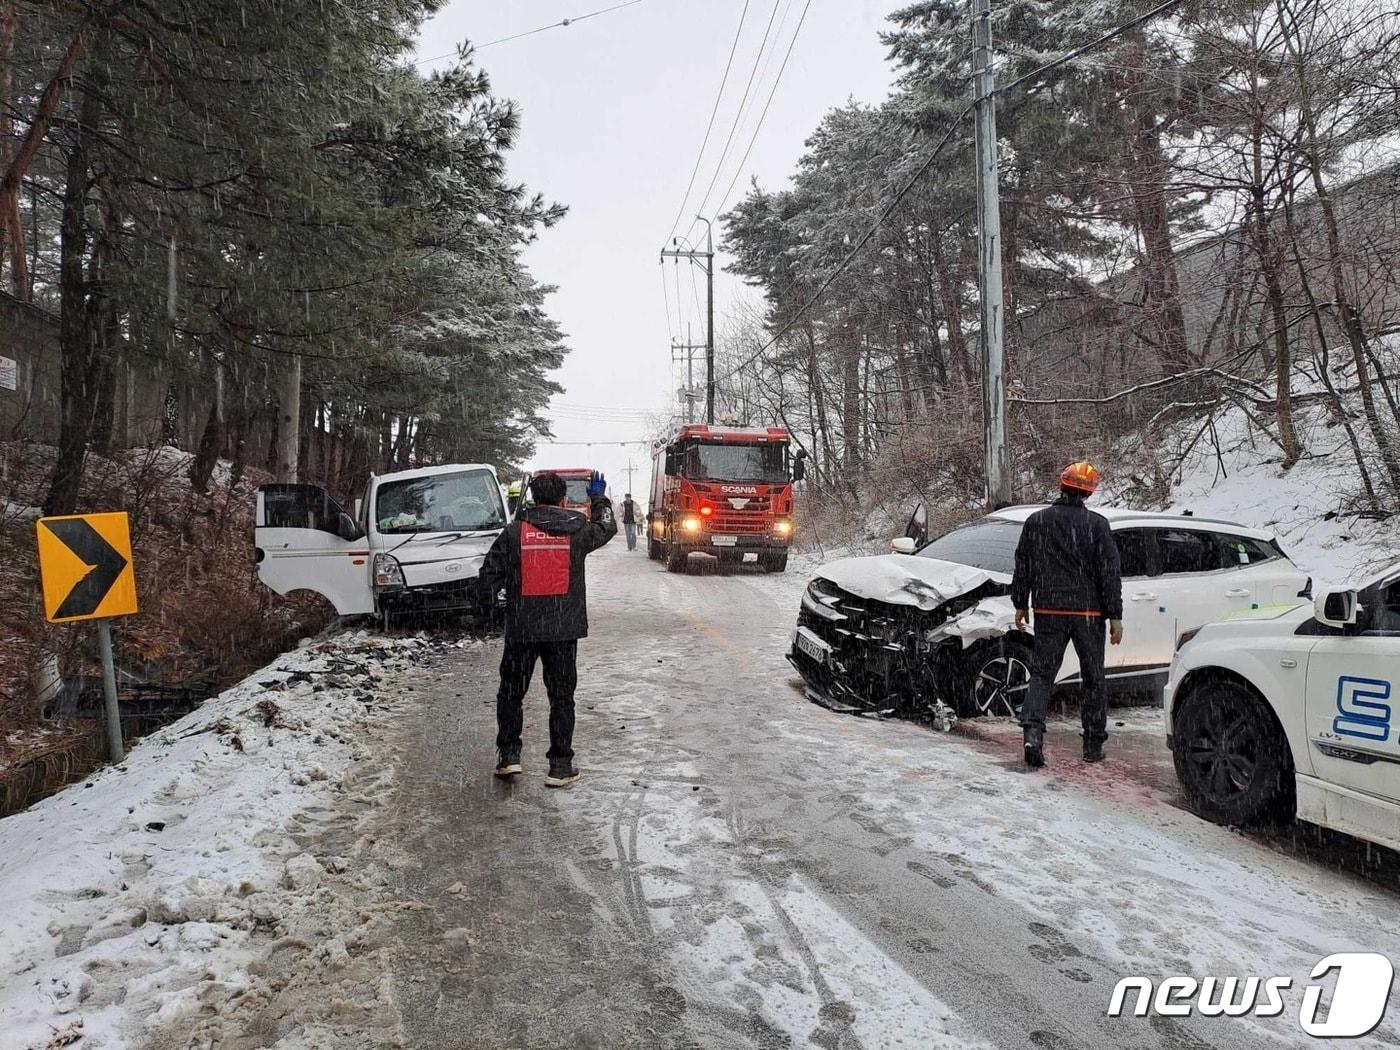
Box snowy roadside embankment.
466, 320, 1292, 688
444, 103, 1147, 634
0, 631, 443, 1049
1112, 374, 1400, 586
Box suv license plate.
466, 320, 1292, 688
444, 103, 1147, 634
796, 630, 826, 664
712, 535, 737, 547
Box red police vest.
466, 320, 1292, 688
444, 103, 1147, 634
520, 523, 571, 597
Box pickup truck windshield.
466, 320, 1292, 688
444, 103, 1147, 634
917, 518, 1023, 575
683, 442, 788, 483
376, 470, 506, 534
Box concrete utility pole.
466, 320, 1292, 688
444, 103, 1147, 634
660, 217, 716, 424
624, 459, 637, 494
973, 0, 1011, 511
672, 322, 707, 423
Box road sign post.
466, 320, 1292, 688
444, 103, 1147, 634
95, 621, 124, 763
35, 512, 139, 763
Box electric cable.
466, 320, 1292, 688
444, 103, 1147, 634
711, 0, 813, 217
685, 0, 786, 227
664, 0, 752, 246
415, 0, 648, 65
716, 0, 1190, 385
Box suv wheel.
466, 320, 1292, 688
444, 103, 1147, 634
1172, 679, 1294, 825
959, 635, 1032, 718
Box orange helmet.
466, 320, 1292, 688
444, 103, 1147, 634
1060, 460, 1100, 494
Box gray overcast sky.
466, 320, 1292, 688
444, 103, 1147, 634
414, 1, 898, 495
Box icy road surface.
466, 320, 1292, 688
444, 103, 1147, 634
385, 543, 1400, 1050
3, 541, 1399, 1048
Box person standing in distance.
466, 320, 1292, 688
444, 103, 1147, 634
481, 470, 617, 786
622, 493, 639, 551
1010, 461, 1124, 768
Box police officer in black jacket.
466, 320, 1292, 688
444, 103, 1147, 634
481, 471, 617, 786
1010, 461, 1124, 768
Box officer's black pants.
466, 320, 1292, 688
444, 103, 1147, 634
1019, 614, 1107, 743
495, 640, 578, 761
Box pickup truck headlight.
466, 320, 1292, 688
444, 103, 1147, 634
373, 553, 406, 589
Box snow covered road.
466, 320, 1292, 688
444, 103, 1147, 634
383, 543, 1400, 1049
4, 540, 1399, 1048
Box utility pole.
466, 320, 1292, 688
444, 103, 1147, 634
624, 459, 636, 494
660, 216, 716, 424
973, 0, 1010, 510
672, 321, 707, 423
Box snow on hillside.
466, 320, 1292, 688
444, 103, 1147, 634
0, 631, 458, 1049
1109, 391, 1400, 587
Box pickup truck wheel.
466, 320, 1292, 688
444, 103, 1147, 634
1172, 680, 1293, 825
958, 635, 1032, 718
666, 544, 689, 573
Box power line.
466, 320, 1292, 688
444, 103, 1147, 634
997, 0, 1185, 96
661, 263, 676, 343
716, 0, 1189, 385
665, 0, 752, 246
717, 106, 974, 384
415, 0, 648, 65
711, 0, 813, 217
686, 0, 785, 226
543, 439, 654, 447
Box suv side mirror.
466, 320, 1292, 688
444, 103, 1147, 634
891, 537, 917, 555
1314, 588, 1358, 628
335, 512, 364, 543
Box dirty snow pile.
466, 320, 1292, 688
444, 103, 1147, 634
0, 631, 431, 1049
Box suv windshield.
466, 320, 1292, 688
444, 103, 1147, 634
376, 469, 506, 534
917, 518, 1024, 575
683, 442, 788, 483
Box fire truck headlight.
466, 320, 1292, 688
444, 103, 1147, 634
681, 516, 702, 532
773, 519, 794, 538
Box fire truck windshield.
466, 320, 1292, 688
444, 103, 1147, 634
683, 442, 788, 483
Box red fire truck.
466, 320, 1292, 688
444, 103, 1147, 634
647, 424, 804, 573
528, 467, 597, 513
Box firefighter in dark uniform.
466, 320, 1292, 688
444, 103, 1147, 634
481, 471, 617, 786
1011, 461, 1123, 768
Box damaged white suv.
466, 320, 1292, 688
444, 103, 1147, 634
1165, 562, 1400, 851
788, 504, 1309, 720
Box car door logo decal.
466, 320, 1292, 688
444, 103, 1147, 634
1333, 676, 1393, 743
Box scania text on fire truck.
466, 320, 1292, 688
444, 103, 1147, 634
647, 425, 806, 574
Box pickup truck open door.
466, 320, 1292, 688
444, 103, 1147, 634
255, 484, 374, 615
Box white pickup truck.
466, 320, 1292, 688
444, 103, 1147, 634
255, 464, 507, 627
1165, 562, 1400, 851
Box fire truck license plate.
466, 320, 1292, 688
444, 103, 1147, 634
795, 629, 826, 664
711, 535, 737, 546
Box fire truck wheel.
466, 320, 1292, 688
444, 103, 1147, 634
666, 545, 690, 573
648, 534, 662, 560
761, 551, 789, 573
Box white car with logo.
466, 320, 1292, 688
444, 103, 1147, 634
255, 464, 508, 628
1165, 562, 1400, 851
